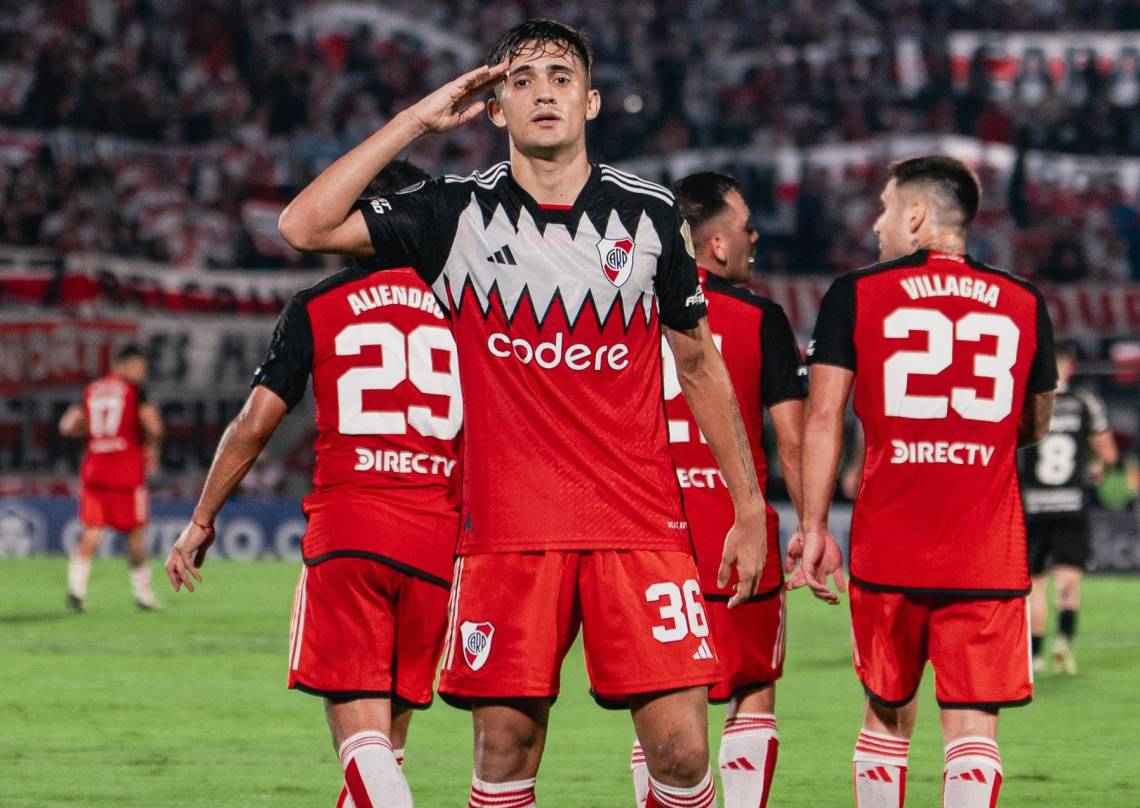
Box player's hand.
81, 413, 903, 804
718, 512, 766, 609
786, 524, 846, 605
165, 521, 215, 593
405, 61, 509, 135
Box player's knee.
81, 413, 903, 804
643, 730, 709, 784
474, 722, 542, 779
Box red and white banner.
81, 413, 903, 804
0, 319, 138, 394
950, 32, 1140, 87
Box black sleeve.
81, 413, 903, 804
654, 208, 707, 330
136, 386, 148, 405
760, 301, 807, 407
806, 273, 857, 371
1027, 288, 1058, 394
356, 178, 459, 286
250, 295, 313, 411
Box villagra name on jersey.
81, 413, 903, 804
487, 332, 631, 372
899, 274, 1001, 308
890, 439, 996, 466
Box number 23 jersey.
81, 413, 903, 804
808, 250, 1057, 595
253, 266, 462, 585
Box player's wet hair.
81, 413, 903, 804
672, 172, 742, 234
115, 344, 145, 363
888, 155, 981, 230
363, 160, 431, 197
487, 19, 593, 80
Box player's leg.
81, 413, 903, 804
939, 709, 1001, 808
1025, 515, 1051, 670
468, 698, 548, 806
582, 550, 720, 808
67, 524, 105, 611
438, 552, 580, 808
718, 685, 780, 808
850, 584, 927, 808
125, 523, 160, 610
326, 697, 410, 808
930, 597, 1032, 808
390, 704, 412, 768
1051, 565, 1082, 673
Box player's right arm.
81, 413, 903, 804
1017, 391, 1055, 447
58, 404, 87, 439
1018, 290, 1059, 448
277, 62, 507, 255
139, 401, 163, 473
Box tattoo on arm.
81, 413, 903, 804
730, 402, 761, 496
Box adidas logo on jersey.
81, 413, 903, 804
487, 245, 517, 266
692, 638, 714, 660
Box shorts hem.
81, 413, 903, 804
936, 696, 1033, 710
589, 675, 721, 710
850, 574, 1029, 599
302, 550, 451, 589
438, 690, 560, 711
456, 542, 693, 556
290, 681, 434, 709
863, 682, 921, 709
708, 678, 778, 705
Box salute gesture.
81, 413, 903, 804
407, 62, 509, 135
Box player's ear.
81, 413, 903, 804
906, 197, 927, 236
710, 233, 728, 264
585, 88, 601, 121
487, 95, 508, 129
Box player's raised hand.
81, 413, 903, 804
787, 524, 846, 605
719, 514, 766, 609
406, 61, 509, 134
165, 520, 215, 593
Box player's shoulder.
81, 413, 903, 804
596, 163, 676, 210
703, 273, 775, 313
286, 265, 373, 311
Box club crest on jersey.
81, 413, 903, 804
460, 621, 495, 671
596, 237, 635, 287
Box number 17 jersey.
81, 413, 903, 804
808, 250, 1057, 595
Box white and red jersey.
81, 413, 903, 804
252, 266, 462, 584
808, 250, 1057, 596
359, 163, 708, 555
81, 374, 146, 490
664, 270, 805, 599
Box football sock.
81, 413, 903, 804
394, 748, 405, 768
1058, 609, 1077, 641
129, 564, 156, 603
631, 740, 649, 808
468, 775, 537, 808
68, 556, 92, 599
943, 736, 1002, 807
1030, 634, 1043, 657
719, 713, 779, 808
336, 786, 353, 807
646, 769, 716, 808
338, 731, 411, 808
853, 729, 909, 808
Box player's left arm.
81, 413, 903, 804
1018, 392, 1055, 448
1019, 289, 1059, 448
760, 301, 808, 516
138, 402, 163, 474
1081, 391, 1119, 467
58, 404, 87, 438
665, 320, 767, 608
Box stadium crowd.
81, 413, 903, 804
1, 0, 1138, 277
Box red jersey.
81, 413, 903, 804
252, 266, 462, 584
808, 250, 1057, 595
80, 374, 146, 490
664, 270, 805, 599
359, 163, 707, 554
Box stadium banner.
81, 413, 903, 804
950, 32, 1140, 88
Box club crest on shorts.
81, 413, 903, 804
460, 620, 495, 671
596, 237, 635, 287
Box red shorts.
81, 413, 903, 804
850, 582, 1033, 709
287, 557, 450, 707
438, 550, 721, 708
79, 486, 147, 532
706, 589, 786, 703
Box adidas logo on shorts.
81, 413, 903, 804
692, 638, 714, 660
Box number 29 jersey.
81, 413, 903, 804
253, 266, 462, 585
808, 250, 1057, 595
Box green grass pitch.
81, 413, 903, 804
2, 558, 1138, 806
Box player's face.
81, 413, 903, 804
118, 357, 148, 385
715, 190, 758, 283
488, 42, 600, 159
1057, 353, 1076, 383
873, 179, 912, 261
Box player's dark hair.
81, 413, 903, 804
888, 155, 981, 230
363, 160, 431, 197
672, 172, 742, 232
487, 19, 593, 78
1055, 338, 1081, 359
115, 344, 145, 363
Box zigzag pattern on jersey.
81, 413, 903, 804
435, 165, 666, 331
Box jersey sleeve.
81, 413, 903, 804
1077, 389, 1111, 434
136, 386, 148, 405
654, 208, 707, 330
356, 178, 461, 286
759, 301, 807, 407
806, 273, 857, 371
251, 295, 313, 411
1026, 290, 1058, 394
